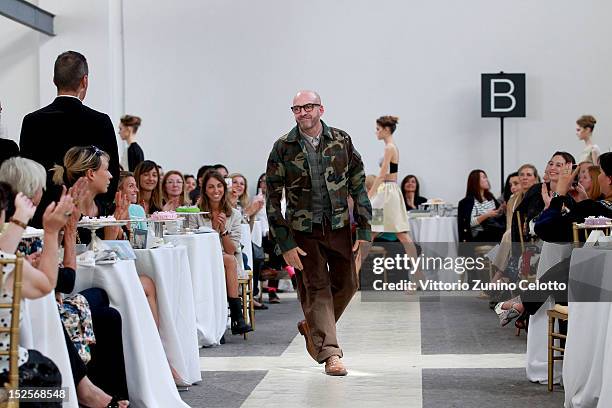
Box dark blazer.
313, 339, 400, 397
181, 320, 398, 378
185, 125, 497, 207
0, 138, 19, 166
535, 196, 612, 242
457, 194, 501, 243
19, 97, 120, 227
405, 195, 428, 211
510, 182, 546, 243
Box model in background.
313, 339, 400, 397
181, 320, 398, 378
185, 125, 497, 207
576, 114, 600, 164
119, 115, 145, 171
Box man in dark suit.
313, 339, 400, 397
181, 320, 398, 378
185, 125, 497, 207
0, 100, 19, 165
19, 51, 120, 227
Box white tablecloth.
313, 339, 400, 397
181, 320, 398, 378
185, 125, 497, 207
134, 246, 201, 385
73, 260, 189, 408
251, 220, 264, 247
407, 215, 458, 283
525, 242, 573, 384
21, 293, 78, 408
240, 224, 254, 270
164, 233, 227, 347
564, 247, 612, 407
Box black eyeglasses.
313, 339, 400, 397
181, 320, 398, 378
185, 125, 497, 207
290, 103, 320, 114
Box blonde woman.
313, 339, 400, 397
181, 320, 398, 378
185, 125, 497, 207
230, 173, 264, 221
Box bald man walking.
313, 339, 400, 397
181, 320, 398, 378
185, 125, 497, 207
265, 90, 372, 375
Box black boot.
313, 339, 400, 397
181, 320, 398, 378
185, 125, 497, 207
228, 297, 253, 335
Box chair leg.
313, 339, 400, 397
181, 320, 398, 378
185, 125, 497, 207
242, 282, 248, 340
248, 276, 255, 330
547, 315, 554, 392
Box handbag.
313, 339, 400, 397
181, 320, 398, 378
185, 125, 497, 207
58, 294, 96, 364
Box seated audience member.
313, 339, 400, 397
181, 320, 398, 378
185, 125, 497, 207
52, 146, 129, 243
134, 160, 163, 214
0, 183, 69, 405
184, 174, 196, 195
212, 164, 229, 178
0, 158, 130, 407
117, 171, 146, 231
496, 152, 612, 325
400, 174, 427, 210
458, 169, 505, 243
578, 165, 603, 201
490, 164, 539, 279
230, 173, 264, 222
511, 151, 576, 244
576, 114, 600, 164
162, 170, 188, 211
502, 172, 520, 204
189, 165, 213, 205
118, 115, 144, 172
189, 171, 252, 335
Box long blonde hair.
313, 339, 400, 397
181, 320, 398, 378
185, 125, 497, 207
229, 172, 249, 210
52, 145, 110, 186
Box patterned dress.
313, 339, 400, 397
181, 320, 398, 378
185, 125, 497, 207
0, 251, 29, 374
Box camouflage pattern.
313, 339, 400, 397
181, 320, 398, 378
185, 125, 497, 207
266, 120, 372, 253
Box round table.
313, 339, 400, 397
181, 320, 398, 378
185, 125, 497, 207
164, 232, 228, 347
134, 246, 201, 384
407, 215, 459, 283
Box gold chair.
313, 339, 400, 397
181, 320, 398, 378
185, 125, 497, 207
572, 222, 612, 243
0, 253, 24, 408
547, 304, 568, 392
238, 270, 254, 339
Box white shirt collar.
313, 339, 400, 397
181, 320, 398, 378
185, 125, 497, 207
56, 94, 82, 101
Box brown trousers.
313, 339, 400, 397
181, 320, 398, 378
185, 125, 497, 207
294, 223, 358, 363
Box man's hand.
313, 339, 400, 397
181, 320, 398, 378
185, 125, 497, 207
283, 247, 307, 271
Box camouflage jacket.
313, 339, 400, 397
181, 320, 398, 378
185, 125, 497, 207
265, 121, 372, 253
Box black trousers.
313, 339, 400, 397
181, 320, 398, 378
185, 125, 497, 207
520, 257, 571, 316
79, 288, 129, 400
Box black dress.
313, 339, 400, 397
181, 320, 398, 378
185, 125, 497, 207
127, 142, 144, 172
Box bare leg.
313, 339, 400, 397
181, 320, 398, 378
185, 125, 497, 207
396, 232, 427, 286
139, 275, 160, 328
76, 375, 130, 408
223, 253, 239, 298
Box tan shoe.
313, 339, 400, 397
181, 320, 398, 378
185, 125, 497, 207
297, 320, 317, 360
325, 356, 347, 376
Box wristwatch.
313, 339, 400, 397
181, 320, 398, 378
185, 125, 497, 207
221, 230, 229, 237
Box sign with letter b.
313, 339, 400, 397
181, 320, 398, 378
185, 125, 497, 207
481, 73, 525, 117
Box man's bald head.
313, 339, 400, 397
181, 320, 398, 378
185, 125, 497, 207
293, 90, 321, 106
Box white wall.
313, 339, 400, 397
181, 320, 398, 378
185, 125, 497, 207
2, 0, 611, 202
122, 0, 612, 200
0, 17, 40, 142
